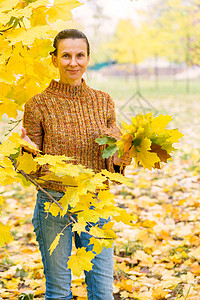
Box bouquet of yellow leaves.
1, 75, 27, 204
96, 113, 183, 170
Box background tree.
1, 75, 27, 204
108, 19, 150, 91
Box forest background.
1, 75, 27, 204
1, 0, 200, 299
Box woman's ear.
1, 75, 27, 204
52, 54, 58, 68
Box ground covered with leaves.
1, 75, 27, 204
1, 94, 200, 299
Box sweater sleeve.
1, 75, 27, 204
22, 100, 44, 152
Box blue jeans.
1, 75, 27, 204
32, 189, 114, 300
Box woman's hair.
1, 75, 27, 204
51, 29, 90, 56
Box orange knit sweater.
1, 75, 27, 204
23, 79, 120, 192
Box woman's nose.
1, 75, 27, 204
69, 56, 78, 66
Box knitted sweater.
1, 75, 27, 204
23, 79, 121, 192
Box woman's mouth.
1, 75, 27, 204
67, 70, 79, 74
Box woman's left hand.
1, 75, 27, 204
113, 150, 132, 167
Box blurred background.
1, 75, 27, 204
69, 0, 200, 124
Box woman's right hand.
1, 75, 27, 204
21, 127, 38, 154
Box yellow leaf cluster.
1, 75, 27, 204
0, 0, 83, 109
116, 113, 183, 170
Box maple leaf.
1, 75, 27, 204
152, 286, 169, 299
49, 232, 64, 255
95, 190, 115, 209
0, 0, 19, 9
133, 250, 154, 267
0, 139, 19, 156
34, 154, 72, 167
101, 169, 134, 187
135, 137, 160, 170
0, 222, 13, 246
114, 208, 138, 226
0, 98, 19, 119
90, 225, 106, 239
59, 188, 79, 214
150, 143, 171, 168
72, 217, 87, 235
102, 221, 117, 239
67, 247, 95, 277
17, 152, 38, 174
46, 0, 83, 23
89, 236, 113, 255
44, 201, 61, 217
89, 173, 107, 189
151, 114, 173, 133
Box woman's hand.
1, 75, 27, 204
21, 127, 38, 155
113, 150, 132, 167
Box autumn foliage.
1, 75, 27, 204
0, 0, 189, 299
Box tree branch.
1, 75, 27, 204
0, 26, 13, 33
8, 155, 77, 224
7, 156, 113, 241
5, 119, 22, 136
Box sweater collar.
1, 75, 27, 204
46, 78, 87, 97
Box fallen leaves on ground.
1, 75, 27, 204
1, 96, 200, 299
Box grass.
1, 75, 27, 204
86, 73, 200, 102
86, 73, 200, 125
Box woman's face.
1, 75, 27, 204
52, 38, 90, 86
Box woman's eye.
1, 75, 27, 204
78, 53, 84, 57
63, 54, 70, 57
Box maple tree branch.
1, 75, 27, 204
61, 222, 73, 234
8, 155, 78, 224
5, 119, 22, 136
7, 156, 113, 240
0, 26, 13, 33
9, 156, 63, 210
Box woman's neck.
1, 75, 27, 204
59, 78, 82, 86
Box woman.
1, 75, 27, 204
21, 29, 131, 300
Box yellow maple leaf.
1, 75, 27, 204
114, 208, 137, 225
72, 217, 87, 235
151, 114, 172, 133
100, 169, 134, 187
0, 222, 13, 246
152, 286, 169, 299
46, 0, 83, 23
0, 98, 18, 118
77, 175, 97, 195
44, 201, 61, 217
88, 237, 104, 255
102, 221, 117, 239
59, 188, 79, 214
0, 0, 18, 8
49, 232, 64, 255
17, 152, 38, 174
90, 173, 107, 189
67, 247, 95, 277
0, 139, 19, 156
95, 190, 115, 209
133, 250, 154, 266
50, 163, 82, 177
90, 225, 105, 238
166, 129, 184, 144
136, 137, 160, 170
34, 154, 72, 166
